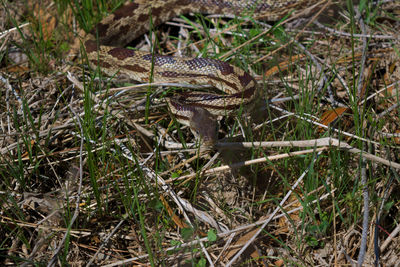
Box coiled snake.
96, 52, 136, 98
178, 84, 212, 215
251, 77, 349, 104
84, 0, 312, 143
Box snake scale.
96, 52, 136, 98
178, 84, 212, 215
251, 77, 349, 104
85, 0, 314, 143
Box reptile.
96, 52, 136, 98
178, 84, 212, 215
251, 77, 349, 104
84, 0, 316, 143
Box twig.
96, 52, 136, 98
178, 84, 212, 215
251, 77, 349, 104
0, 216, 91, 236
0, 22, 30, 39
164, 138, 400, 182
360, 81, 400, 106
314, 21, 397, 40
358, 157, 369, 267
380, 220, 400, 252
355, 7, 369, 267
166, 147, 328, 183
377, 103, 400, 119
268, 104, 386, 148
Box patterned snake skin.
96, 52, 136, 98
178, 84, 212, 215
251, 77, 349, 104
85, 0, 314, 143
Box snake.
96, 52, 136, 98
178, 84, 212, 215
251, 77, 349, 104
84, 0, 314, 143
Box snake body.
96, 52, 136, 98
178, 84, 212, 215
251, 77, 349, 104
85, 0, 312, 142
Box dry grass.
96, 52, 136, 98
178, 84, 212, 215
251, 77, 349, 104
1, 0, 400, 266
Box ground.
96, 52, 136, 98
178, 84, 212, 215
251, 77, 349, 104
1, 0, 400, 266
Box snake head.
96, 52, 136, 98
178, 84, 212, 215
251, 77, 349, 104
189, 107, 218, 145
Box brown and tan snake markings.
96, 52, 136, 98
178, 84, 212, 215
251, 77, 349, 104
84, 0, 314, 143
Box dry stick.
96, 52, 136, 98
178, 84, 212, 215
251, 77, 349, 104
359, 157, 369, 267
313, 20, 398, 40
225, 137, 400, 167
381, 217, 400, 251
47, 97, 84, 267
215, 137, 341, 148
216, 232, 237, 263
0, 21, 30, 39
165, 137, 400, 180
377, 102, 400, 119
0, 215, 91, 236
269, 103, 389, 148
355, 8, 369, 267
361, 80, 400, 107
166, 147, 328, 183
160, 152, 201, 175
0, 34, 11, 56
380, 0, 397, 4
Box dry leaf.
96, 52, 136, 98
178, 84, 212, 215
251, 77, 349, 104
394, 130, 400, 145
160, 195, 188, 229
32, 3, 57, 41
21, 139, 35, 159
264, 55, 304, 77
6, 65, 30, 73
222, 228, 266, 266
320, 107, 348, 127
277, 194, 301, 234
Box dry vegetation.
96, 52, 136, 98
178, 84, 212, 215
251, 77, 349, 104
1, 0, 400, 266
